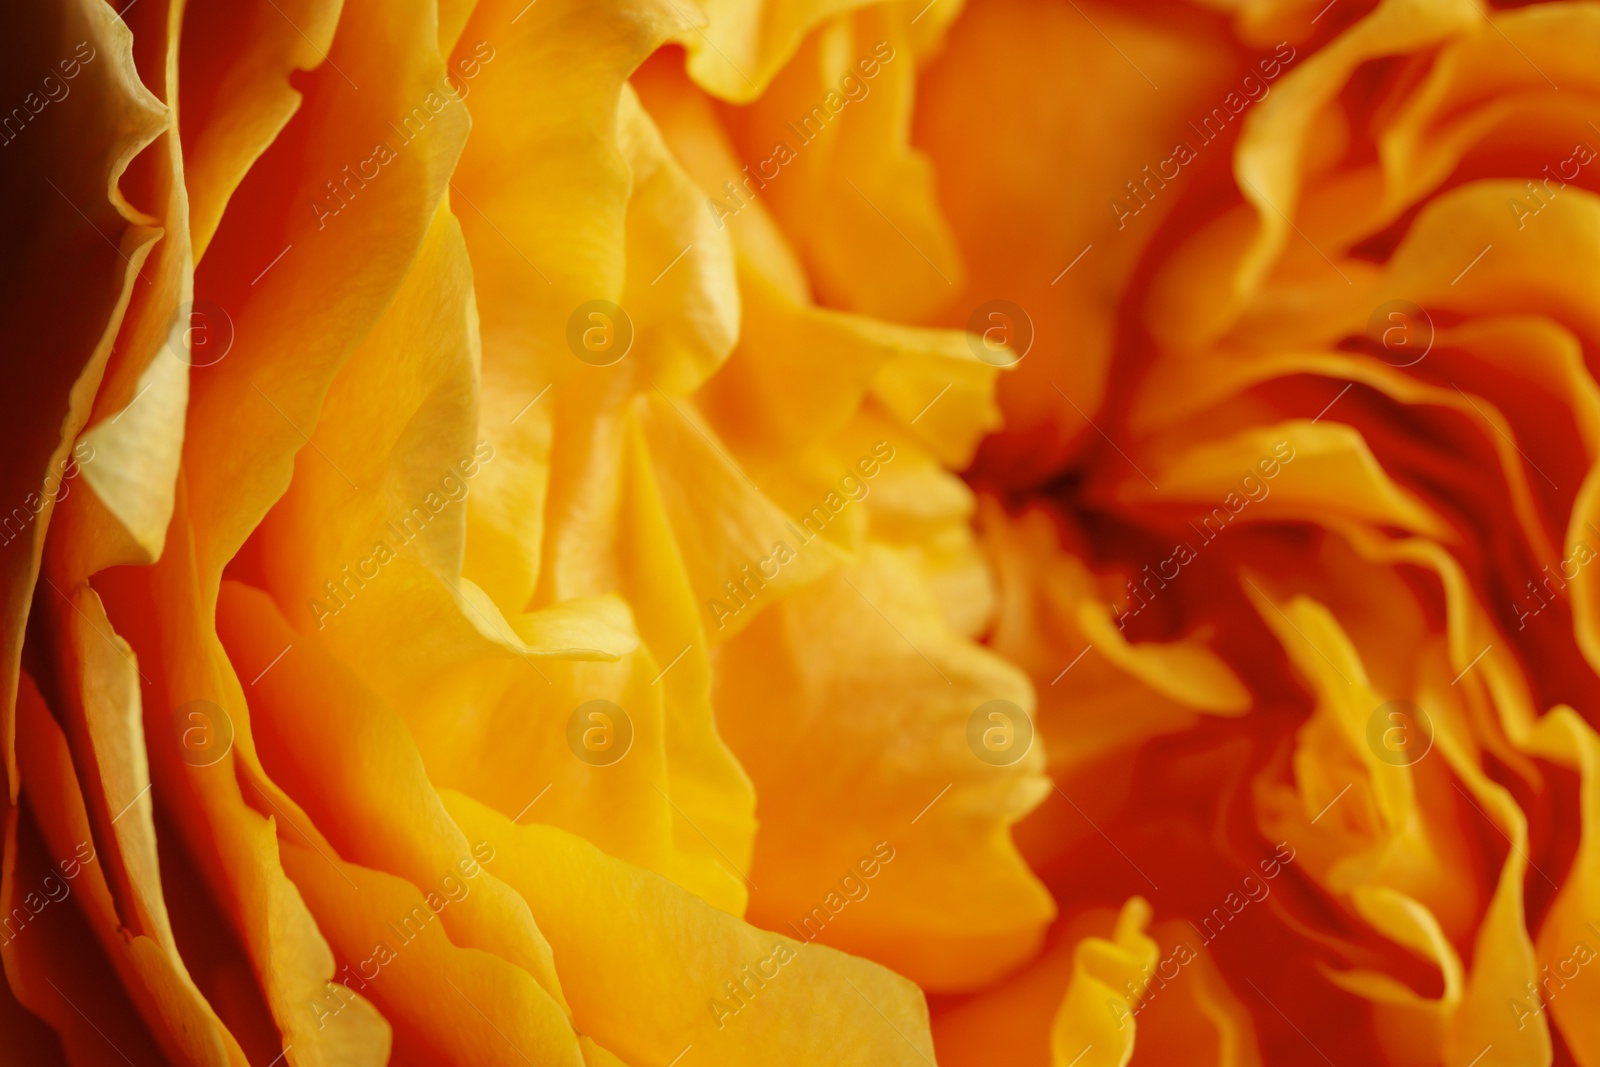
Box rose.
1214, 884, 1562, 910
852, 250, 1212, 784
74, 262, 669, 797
1, 0, 1046, 1063
915, 0, 1600, 1063
24, 0, 1588, 1064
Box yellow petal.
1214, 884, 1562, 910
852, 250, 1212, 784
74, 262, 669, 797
715, 544, 1054, 990
446, 789, 940, 1066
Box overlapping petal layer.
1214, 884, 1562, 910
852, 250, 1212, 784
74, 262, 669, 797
6, 0, 1600, 1064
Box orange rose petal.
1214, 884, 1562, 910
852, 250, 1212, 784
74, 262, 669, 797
214, 580, 570, 1009
675, 0, 877, 105
109, 488, 391, 1067
1047, 896, 1159, 1066
24, 583, 161, 938
445, 789, 940, 1066
1226, 0, 1479, 329
916, 0, 1240, 482
1244, 575, 1556, 1063
1, 797, 167, 1067
849, 419, 996, 636
932, 907, 1113, 1067
18, 582, 260, 1066
0, 952, 66, 1067
579, 1037, 630, 1067
282, 383, 752, 916
614, 416, 762, 913
1374, 5, 1600, 232
15, 674, 241, 1067
867, 339, 1002, 473
1187, 0, 1349, 50
452, 0, 695, 614
722, 7, 964, 322
277, 842, 589, 1067
253, 203, 633, 701
981, 502, 1250, 791
1245, 578, 1464, 906
179, 0, 342, 260
182, 0, 468, 579
633, 52, 815, 301
1432, 778, 1548, 1065
102, 2, 483, 1057
1132, 919, 1265, 1067
715, 544, 1054, 991
1345, 529, 1600, 1063
1112, 420, 1451, 541
1016, 906, 1267, 1067
697, 267, 959, 463
638, 43, 1002, 468
1, 0, 166, 801
617, 86, 742, 398
543, 415, 760, 912
1525, 708, 1600, 1065
422, 630, 744, 912
1123, 338, 1571, 568
639, 390, 845, 642
63, 0, 192, 572
1319, 887, 1463, 1056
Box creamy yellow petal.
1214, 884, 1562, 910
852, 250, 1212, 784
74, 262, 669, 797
447, 790, 940, 1066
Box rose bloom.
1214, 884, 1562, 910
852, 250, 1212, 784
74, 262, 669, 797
921, 0, 1600, 1064
3, 0, 1597, 1066
4, 0, 1034, 1063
